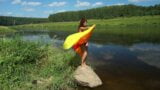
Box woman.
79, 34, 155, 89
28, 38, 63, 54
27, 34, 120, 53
77, 18, 89, 66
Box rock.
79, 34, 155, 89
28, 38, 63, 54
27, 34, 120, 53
74, 65, 102, 88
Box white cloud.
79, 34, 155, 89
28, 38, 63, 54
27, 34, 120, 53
23, 8, 35, 12
6, 12, 13, 15
12, 0, 21, 4
0, 12, 13, 16
56, 9, 66, 13
128, 0, 150, 3
44, 10, 53, 14
22, 1, 41, 6
113, 3, 125, 6
92, 2, 103, 6
48, 2, 66, 7
11, 0, 42, 6
75, 0, 90, 7
44, 9, 66, 15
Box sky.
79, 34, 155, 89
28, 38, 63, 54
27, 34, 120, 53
0, 0, 160, 18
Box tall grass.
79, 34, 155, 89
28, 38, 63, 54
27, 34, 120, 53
0, 37, 78, 90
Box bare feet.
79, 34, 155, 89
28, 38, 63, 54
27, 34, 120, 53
81, 62, 87, 67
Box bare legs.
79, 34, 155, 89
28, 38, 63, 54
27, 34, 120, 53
81, 43, 88, 66
81, 50, 87, 66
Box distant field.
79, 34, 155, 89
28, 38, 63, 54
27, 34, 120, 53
0, 26, 15, 33
9, 16, 160, 43
11, 15, 160, 33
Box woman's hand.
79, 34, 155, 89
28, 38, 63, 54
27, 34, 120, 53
80, 27, 89, 30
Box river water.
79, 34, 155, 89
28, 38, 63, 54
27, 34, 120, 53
1, 31, 160, 90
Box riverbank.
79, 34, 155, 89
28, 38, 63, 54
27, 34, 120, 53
0, 15, 159, 38
9, 15, 160, 44
0, 38, 79, 90
11, 15, 160, 33
1, 15, 160, 45
0, 26, 15, 33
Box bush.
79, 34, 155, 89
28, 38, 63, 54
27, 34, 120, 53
0, 38, 47, 89
0, 38, 78, 90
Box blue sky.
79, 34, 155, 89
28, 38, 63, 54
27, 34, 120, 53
0, 0, 160, 18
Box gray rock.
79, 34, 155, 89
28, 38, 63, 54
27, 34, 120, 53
74, 65, 102, 88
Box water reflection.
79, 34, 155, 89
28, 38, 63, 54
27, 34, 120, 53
89, 43, 160, 69
86, 43, 160, 90
129, 43, 160, 69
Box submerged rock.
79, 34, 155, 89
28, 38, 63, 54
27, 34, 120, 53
74, 65, 102, 88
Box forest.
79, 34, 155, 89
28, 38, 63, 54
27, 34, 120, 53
0, 16, 49, 26
49, 4, 160, 22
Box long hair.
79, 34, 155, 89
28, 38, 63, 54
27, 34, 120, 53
78, 18, 87, 30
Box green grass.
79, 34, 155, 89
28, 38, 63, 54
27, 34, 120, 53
1, 15, 160, 44
0, 38, 79, 90
10, 15, 160, 44
0, 26, 15, 33
11, 15, 160, 33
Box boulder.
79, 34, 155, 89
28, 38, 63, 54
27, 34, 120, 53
74, 65, 102, 88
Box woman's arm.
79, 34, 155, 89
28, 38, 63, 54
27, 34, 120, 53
79, 26, 90, 32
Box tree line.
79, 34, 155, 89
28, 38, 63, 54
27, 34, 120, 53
49, 4, 160, 22
0, 4, 159, 26
0, 16, 49, 26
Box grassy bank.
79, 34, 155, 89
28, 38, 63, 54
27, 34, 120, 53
0, 26, 15, 33
0, 38, 79, 90
10, 15, 160, 44
11, 15, 160, 33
